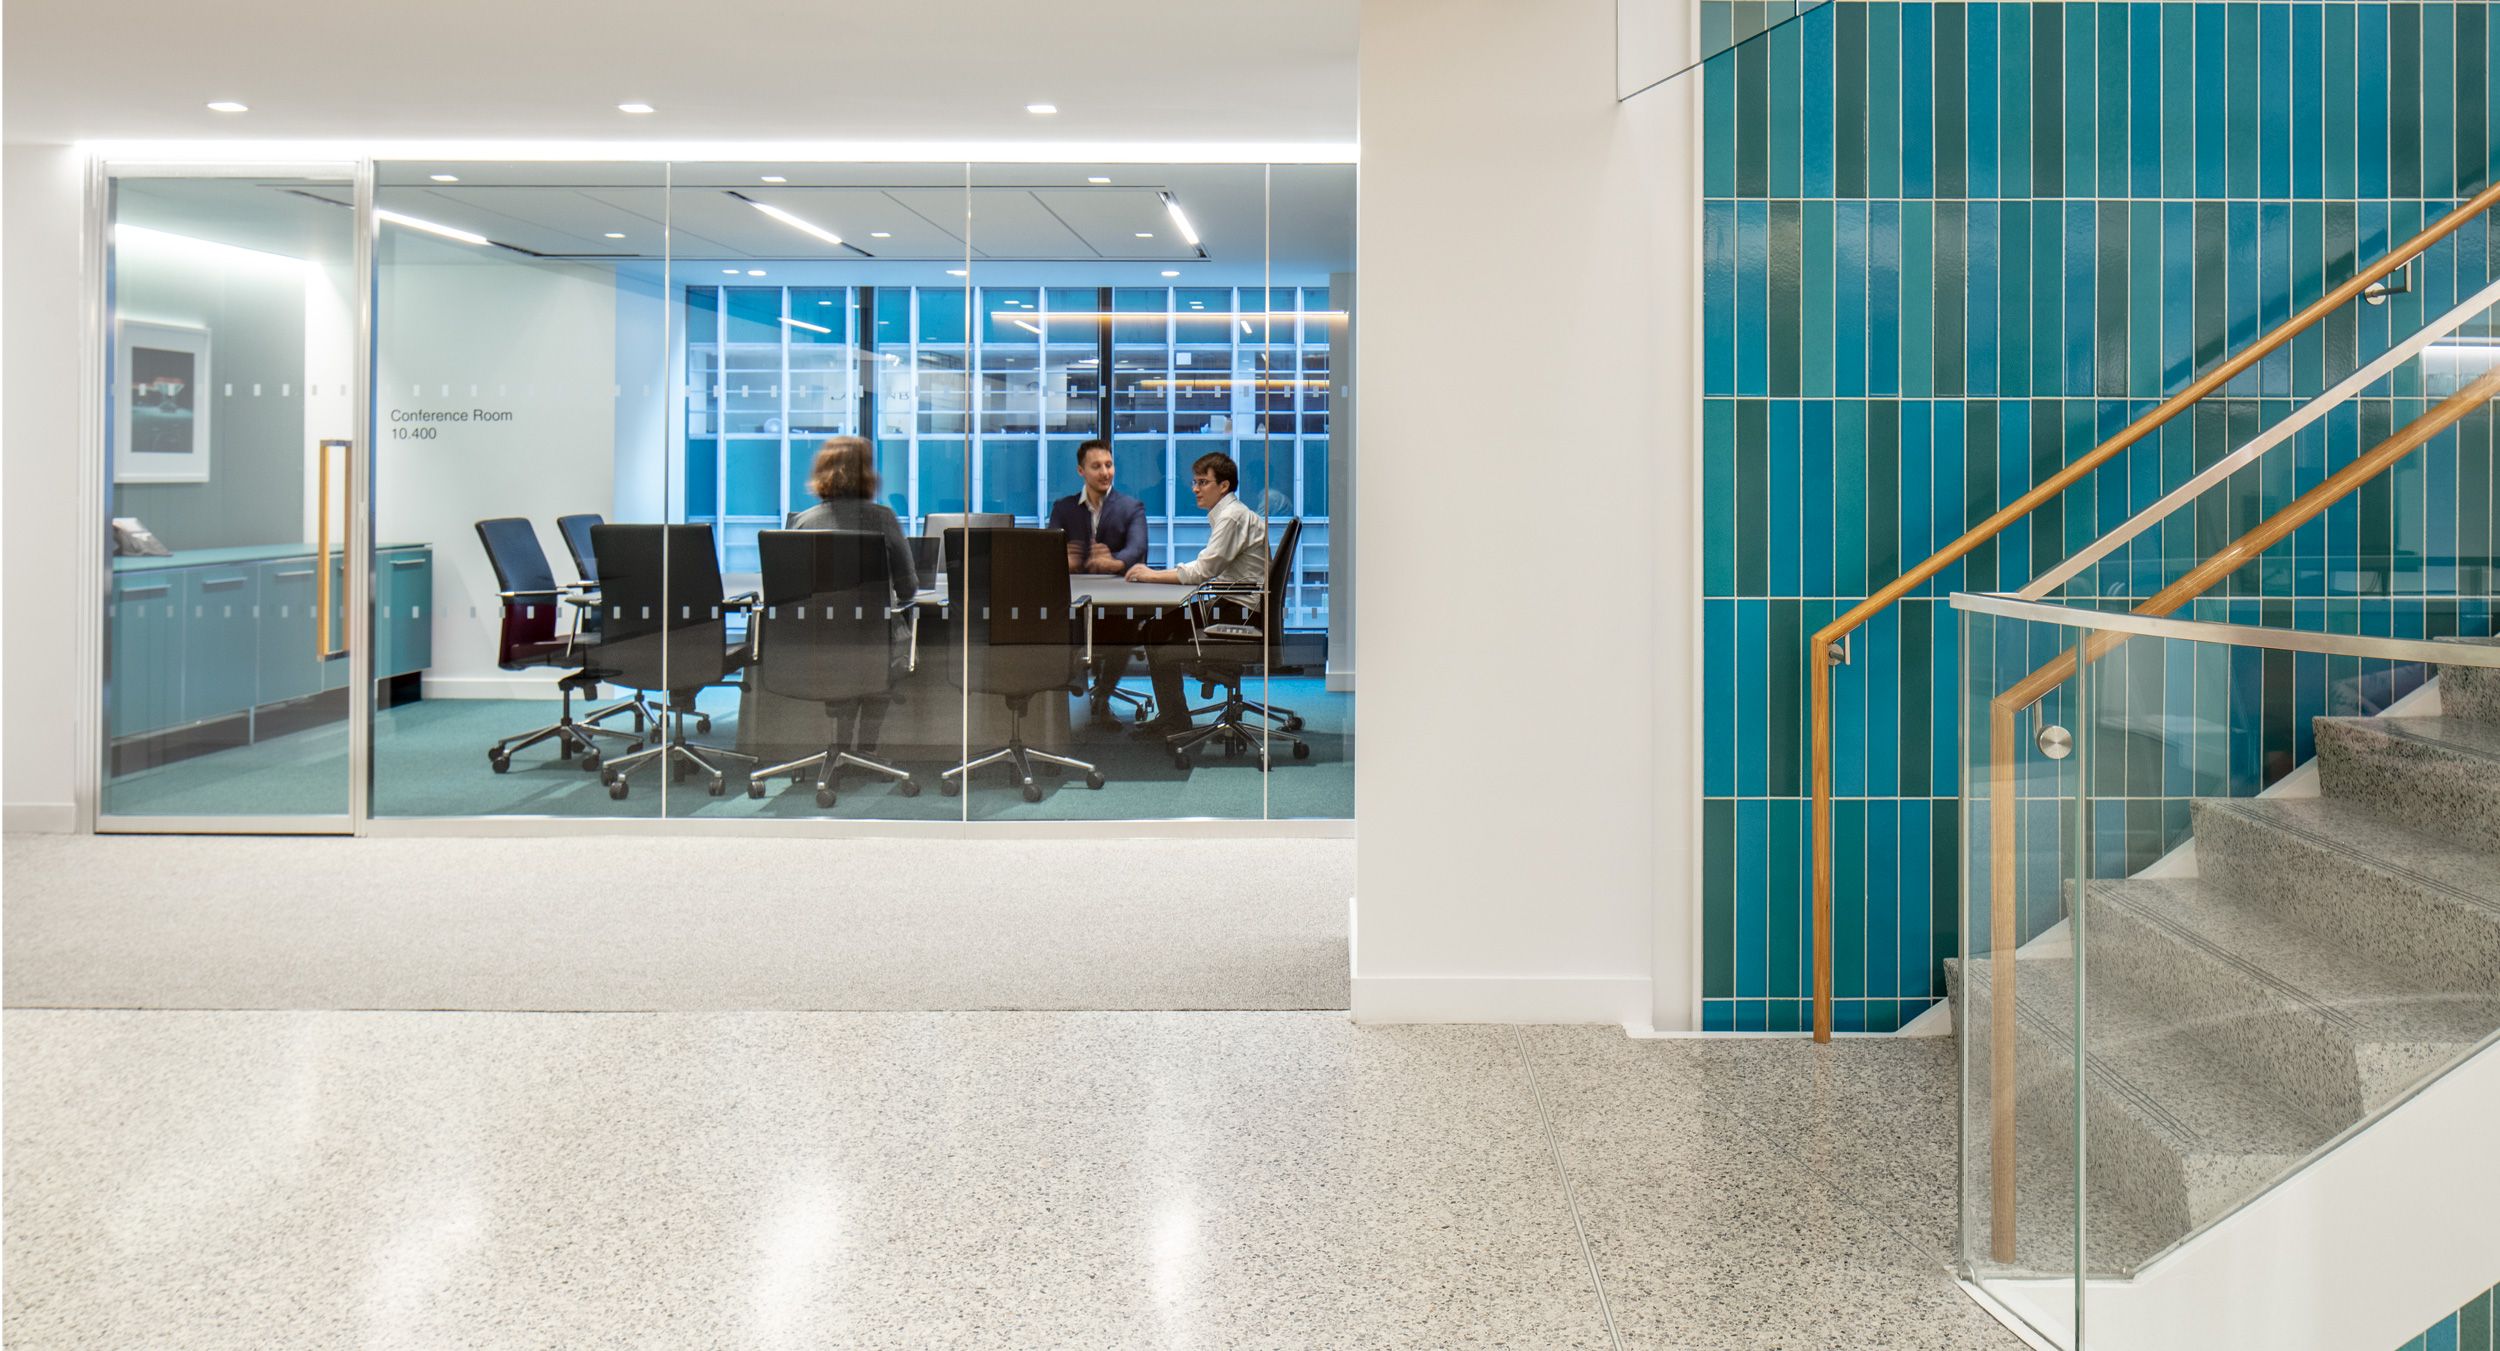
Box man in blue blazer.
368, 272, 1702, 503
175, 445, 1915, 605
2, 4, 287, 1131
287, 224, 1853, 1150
1049, 439, 1151, 724
1047, 439, 1148, 575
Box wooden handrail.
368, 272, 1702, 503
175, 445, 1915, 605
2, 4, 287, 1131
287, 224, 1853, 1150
1973, 360, 2500, 1263
1807, 179, 2500, 1045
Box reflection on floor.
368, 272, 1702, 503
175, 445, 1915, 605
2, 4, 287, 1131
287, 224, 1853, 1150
102, 676, 1354, 821
2, 1012, 2018, 1349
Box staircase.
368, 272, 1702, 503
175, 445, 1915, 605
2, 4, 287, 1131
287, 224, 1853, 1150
1952, 639, 2500, 1277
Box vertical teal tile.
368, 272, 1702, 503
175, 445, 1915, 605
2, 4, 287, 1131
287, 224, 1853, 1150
2461, 5, 2487, 197
2033, 203, 2064, 394
1966, 2, 1997, 199
2259, 2, 2291, 198
2196, 3, 2228, 197
2099, 3, 2130, 195
2001, 1, 2031, 198
1707, 50, 1739, 198
2000, 202, 2031, 399
2067, 3, 2098, 193
2161, 2, 2195, 198
1771, 15, 1806, 197
1935, 202, 1967, 398
2033, 0, 2065, 198
2393, 4, 2422, 199
1905, 1, 1936, 195
1771, 201, 1804, 397
1739, 399, 1770, 595
2131, 1, 2161, 196
1904, 202, 1935, 397
2097, 201, 2130, 396
2360, 4, 2390, 197
1836, 799, 1867, 1000
1707, 400, 1737, 595
1805, 201, 1836, 398
1806, 7, 1835, 196
1837, 399, 1869, 595
1704, 800, 1735, 999
2292, 3, 2321, 200
1739, 30, 1771, 197
2425, 3, 2457, 200
1873, 2, 1906, 196
1768, 798, 1803, 999
2227, 2, 2261, 197
2323, 5, 2357, 200
1837, 2, 1870, 197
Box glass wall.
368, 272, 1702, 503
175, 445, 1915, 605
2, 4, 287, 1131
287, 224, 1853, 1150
97, 171, 361, 825
354, 159, 1353, 822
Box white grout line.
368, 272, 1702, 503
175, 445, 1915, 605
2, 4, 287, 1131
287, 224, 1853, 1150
1512, 1028, 1627, 1351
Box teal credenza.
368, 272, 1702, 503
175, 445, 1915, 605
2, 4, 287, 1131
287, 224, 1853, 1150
108, 543, 433, 741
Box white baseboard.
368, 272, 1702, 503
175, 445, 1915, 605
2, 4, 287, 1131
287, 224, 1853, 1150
1350, 974, 1648, 1024
3, 802, 78, 833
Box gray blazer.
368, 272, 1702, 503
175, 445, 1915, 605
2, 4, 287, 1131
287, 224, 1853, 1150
786, 498, 918, 603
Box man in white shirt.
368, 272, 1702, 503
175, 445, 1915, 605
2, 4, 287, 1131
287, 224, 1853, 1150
1124, 451, 1271, 738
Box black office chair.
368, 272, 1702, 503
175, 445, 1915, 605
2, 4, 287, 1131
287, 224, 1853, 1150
586, 523, 758, 799
937, 526, 1106, 802
473, 517, 647, 773
556, 513, 602, 587
1169, 516, 1310, 769
746, 529, 920, 807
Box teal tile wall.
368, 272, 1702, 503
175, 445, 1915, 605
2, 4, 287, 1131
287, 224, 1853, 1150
2397, 1280, 2497, 1351
1701, 0, 2500, 1033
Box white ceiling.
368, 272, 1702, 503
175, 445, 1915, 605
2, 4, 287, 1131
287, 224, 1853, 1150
115, 162, 1356, 273
2, 0, 1357, 145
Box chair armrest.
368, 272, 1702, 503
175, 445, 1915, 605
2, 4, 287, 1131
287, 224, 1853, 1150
496, 587, 564, 600
721, 592, 760, 611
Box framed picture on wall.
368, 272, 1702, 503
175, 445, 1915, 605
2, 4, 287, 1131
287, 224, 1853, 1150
115, 320, 212, 484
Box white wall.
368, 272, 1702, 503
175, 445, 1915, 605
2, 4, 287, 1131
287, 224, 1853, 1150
3, 143, 89, 831
374, 237, 621, 697
1353, 0, 1704, 1024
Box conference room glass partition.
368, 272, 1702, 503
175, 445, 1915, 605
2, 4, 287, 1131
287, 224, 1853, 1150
96, 167, 363, 828
353, 158, 1353, 822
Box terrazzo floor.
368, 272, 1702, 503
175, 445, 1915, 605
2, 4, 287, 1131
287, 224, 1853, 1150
2, 837, 2019, 1350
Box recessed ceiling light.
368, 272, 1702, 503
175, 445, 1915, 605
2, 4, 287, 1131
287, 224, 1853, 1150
605, 231, 626, 239
1159, 192, 1201, 247
760, 175, 786, 183
1025, 103, 1058, 115
206, 101, 248, 113
1135, 231, 1154, 238
722, 268, 740, 274
1161, 270, 1180, 277
1088, 176, 1112, 184
947, 269, 968, 277
618, 101, 656, 114
870, 231, 892, 238
818, 300, 833, 305
746, 269, 767, 277
376, 209, 489, 247
747, 200, 843, 249
430, 174, 459, 183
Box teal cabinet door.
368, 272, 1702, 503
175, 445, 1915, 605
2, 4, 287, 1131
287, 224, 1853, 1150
178, 567, 259, 724
107, 573, 184, 738
256, 557, 324, 705
376, 548, 434, 678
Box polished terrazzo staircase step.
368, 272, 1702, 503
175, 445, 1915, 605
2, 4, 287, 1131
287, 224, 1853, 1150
2082, 876, 2500, 1126
2436, 636, 2500, 724
2189, 797, 2500, 1000
1953, 954, 2335, 1248
2314, 715, 2500, 852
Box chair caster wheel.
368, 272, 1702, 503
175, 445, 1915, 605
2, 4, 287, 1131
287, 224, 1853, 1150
695, 715, 713, 734
1085, 771, 1104, 790
1292, 742, 1311, 760
898, 780, 922, 797
815, 788, 837, 808
489, 752, 511, 774
1022, 783, 1042, 803
747, 780, 765, 799
1199, 682, 1216, 698
581, 753, 601, 773
625, 742, 644, 756
609, 780, 630, 801
707, 776, 727, 797
1284, 716, 1305, 732
940, 779, 960, 796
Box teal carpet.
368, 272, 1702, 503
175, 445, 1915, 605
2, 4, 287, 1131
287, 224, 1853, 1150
105, 678, 1354, 823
